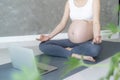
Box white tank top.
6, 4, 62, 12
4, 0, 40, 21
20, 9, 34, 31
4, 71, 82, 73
69, 0, 93, 21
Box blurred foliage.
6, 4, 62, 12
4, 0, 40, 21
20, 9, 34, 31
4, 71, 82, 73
106, 23, 120, 33
62, 52, 120, 80
12, 56, 49, 80
104, 23, 120, 38
102, 5, 120, 38
39, 55, 50, 64
100, 52, 120, 80
61, 56, 92, 78
114, 5, 120, 13
12, 67, 41, 80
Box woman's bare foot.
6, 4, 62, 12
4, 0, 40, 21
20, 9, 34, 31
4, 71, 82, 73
71, 53, 95, 62
83, 56, 96, 62
65, 47, 73, 51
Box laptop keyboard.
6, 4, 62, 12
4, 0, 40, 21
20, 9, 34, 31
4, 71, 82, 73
37, 63, 57, 75
37, 67, 49, 75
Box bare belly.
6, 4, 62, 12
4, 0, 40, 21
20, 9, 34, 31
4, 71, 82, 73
68, 20, 93, 43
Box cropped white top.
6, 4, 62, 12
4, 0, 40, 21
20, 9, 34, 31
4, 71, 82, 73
69, 0, 93, 21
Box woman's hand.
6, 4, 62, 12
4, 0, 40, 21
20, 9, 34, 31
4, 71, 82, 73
36, 34, 50, 42
92, 35, 102, 44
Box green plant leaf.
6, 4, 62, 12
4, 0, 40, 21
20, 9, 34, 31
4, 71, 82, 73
114, 5, 120, 13
12, 67, 41, 80
61, 56, 92, 78
105, 23, 118, 34
100, 52, 120, 80
12, 57, 42, 80
61, 57, 81, 78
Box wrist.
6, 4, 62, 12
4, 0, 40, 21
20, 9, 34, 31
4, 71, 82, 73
48, 34, 52, 39
94, 35, 101, 38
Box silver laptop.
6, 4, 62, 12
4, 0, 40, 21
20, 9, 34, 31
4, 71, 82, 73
8, 46, 58, 75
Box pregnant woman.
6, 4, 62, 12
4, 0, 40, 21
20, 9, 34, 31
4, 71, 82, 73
37, 0, 102, 62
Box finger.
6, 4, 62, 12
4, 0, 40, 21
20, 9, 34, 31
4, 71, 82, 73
96, 38, 99, 44
92, 39, 94, 44
36, 38, 40, 41
36, 35, 44, 41
92, 40, 95, 44
36, 38, 44, 42
97, 37, 101, 43
92, 39, 96, 44
99, 38, 102, 43
37, 34, 47, 42
40, 35, 45, 40
97, 38, 102, 44
91, 41, 94, 44
94, 38, 97, 43
40, 34, 44, 38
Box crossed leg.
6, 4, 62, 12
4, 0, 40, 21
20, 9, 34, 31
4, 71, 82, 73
40, 39, 101, 62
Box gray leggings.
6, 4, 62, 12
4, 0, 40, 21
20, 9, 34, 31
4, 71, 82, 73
39, 39, 102, 58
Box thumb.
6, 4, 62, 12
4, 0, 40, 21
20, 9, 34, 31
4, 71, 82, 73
40, 34, 44, 38
92, 38, 95, 44
36, 34, 44, 41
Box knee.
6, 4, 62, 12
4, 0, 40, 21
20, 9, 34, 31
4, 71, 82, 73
90, 45, 102, 57
39, 42, 47, 52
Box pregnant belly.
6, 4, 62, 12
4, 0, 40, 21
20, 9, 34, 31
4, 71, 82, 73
68, 20, 93, 43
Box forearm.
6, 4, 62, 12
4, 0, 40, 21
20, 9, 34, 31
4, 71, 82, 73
48, 1, 69, 39
93, 22, 101, 37
49, 23, 66, 39
93, 0, 101, 37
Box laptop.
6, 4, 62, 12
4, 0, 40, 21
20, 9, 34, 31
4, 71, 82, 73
8, 46, 58, 75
